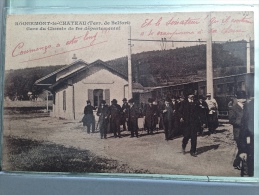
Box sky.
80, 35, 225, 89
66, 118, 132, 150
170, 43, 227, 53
5, 11, 254, 70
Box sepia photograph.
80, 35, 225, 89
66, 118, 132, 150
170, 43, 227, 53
2, 11, 254, 177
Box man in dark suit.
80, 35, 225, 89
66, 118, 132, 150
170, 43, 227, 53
161, 97, 174, 140
197, 95, 209, 135
97, 100, 109, 139
143, 98, 156, 135
82, 100, 96, 133
172, 96, 181, 136
121, 98, 129, 131
109, 99, 122, 138
127, 98, 140, 138
179, 93, 204, 157
239, 97, 254, 176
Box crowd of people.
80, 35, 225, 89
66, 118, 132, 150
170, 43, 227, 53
81, 93, 219, 157
81, 92, 254, 176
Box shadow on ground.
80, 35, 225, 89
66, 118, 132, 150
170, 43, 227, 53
4, 136, 149, 173
196, 144, 220, 155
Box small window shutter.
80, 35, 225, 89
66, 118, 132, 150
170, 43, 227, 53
104, 89, 110, 105
63, 91, 66, 111
88, 89, 94, 105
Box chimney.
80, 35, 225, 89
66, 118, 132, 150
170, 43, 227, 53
72, 54, 77, 61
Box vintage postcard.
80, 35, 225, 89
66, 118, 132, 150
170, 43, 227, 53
2, 12, 255, 177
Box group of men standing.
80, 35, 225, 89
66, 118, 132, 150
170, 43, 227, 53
82, 98, 140, 139
81, 92, 254, 176
82, 92, 219, 157
160, 93, 218, 157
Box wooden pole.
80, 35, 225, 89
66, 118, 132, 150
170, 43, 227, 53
128, 26, 133, 99
247, 38, 251, 73
46, 90, 49, 111
206, 13, 214, 98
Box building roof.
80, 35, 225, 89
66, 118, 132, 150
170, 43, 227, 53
49, 59, 128, 90
34, 59, 88, 85
35, 58, 145, 92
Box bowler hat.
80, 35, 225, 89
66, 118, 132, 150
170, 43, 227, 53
111, 99, 117, 104
101, 100, 106, 104
122, 98, 127, 102
86, 100, 91, 104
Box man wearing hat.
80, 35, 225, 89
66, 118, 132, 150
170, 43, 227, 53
121, 98, 129, 131
172, 96, 181, 136
239, 96, 254, 176
179, 93, 204, 157
228, 93, 245, 169
197, 95, 209, 135
176, 95, 185, 135
205, 93, 218, 134
127, 98, 140, 138
143, 98, 156, 135
109, 99, 122, 138
97, 100, 109, 139
161, 97, 174, 140
82, 100, 96, 134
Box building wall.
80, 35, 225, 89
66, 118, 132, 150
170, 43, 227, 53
53, 86, 72, 118
54, 68, 128, 120
74, 68, 128, 120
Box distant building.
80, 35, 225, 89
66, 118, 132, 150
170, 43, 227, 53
35, 59, 143, 120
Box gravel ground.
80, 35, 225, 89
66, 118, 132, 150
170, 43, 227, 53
2, 112, 240, 176
3, 136, 149, 173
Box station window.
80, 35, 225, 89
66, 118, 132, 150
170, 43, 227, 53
237, 81, 245, 91
199, 86, 206, 97
226, 83, 234, 95
217, 84, 224, 95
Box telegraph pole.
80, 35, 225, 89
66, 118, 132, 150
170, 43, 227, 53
247, 38, 251, 73
128, 26, 133, 99
206, 13, 214, 98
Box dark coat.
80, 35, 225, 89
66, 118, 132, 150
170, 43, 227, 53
143, 104, 156, 128
239, 99, 254, 176
127, 104, 140, 122
239, 99, 254, 152
122, 102, 130, 113
84, 105, 95, 115
109, 104, 122, 121
174, 101, 181, 111
179, 99, 202, 127
197, 100, 209, 127
160, 104, 174, 123
82, 105, 95, 126
152, 104, 159, 125
121, 102, 130, 123
97, 105, 110, 126
127, 105, 140, 137
228, 101, 243, 127
173, 100, 182, 131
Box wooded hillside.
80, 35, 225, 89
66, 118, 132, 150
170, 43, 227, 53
4, 40, 253, 100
